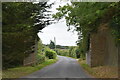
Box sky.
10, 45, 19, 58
38, 0, 78, 46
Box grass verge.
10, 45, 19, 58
78, 59, 118, 78
2, 59, 58, 78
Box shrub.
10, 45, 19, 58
57, 49, 69, 56
75, 48, 80, 58
45, 50, 57, 59
36, 54, 46, 64
69, 47, 77, 58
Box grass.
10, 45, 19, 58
2, 59, 58, 78
78, 59, 118, 78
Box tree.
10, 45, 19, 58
75, 48, 80, 58
49, 40, 55, 49
53, 2, 120, 54
2, 2, 53, 69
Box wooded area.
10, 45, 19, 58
2, 2, 53, 69
53, 2, 120, 67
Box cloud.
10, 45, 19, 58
38, 20, 78, 46
38, 0, 78, 46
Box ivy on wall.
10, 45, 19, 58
53, 2, 120, 55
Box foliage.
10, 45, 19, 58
69, 46, 77, 58
36, 54, 46, 64
37, 40, 58, 64
47, 44, 69, 49
49, 40, 55, 49
2, 2, 52, 33
57, 49, 69, 56
2, 33, 33, 68
53, 2, 120, 56
75, 48, 80, 58
37, 39, 43, 52
53, 2, 119, 33
76, 35, 90, 59
36, 40, 48, 64
2, 2, 52, 69
56, 45, 69, 49
44, 45, 51, 52
45, 49, 57, 59
57, 46, 81, 59
56, 46, 79, 58
109, 3, 120, 45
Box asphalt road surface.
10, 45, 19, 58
22, 55, 91, 78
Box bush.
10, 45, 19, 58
45, 50, 57, 59
57, 49, 69, 56
75, 48, 80, 58
36, 54, 46, 64
69, 47, 77, 58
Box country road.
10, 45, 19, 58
22, 55, 91, 78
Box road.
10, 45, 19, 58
22, 55, 91, 78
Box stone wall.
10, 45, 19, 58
106, 30, 118, 66
87, 24, 118, 67
23, 39, 38, 66
23, 53, 36, 66
86, 51, 91, 66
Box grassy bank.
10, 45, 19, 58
78, 59, 118, 78
3, 59, 58, 78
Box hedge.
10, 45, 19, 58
45, 50, 57, 59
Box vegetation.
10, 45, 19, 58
45, 49, 57, 59
2, 2, 119, 78
36, 39, 46, 64
2, 59, 57, 78
53, 2, 120, 59
78, 59, 118, 78
36, 54, 46, 64
56, 46, 81, 59
75, 48, 80, 58
56, 45, 69, 49
2, 2, 52, 69
57, 49, 69, 56
46, 44, 69, 49
49, 40, 55, 49
2, 35, 58, 78
37, 39, 58, 64
69, 46, 77, 58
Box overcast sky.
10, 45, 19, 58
38, 0, 78, 46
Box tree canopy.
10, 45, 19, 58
53, 2, 120, 55
49, 40, 55, 49
2, 2, 53, 69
